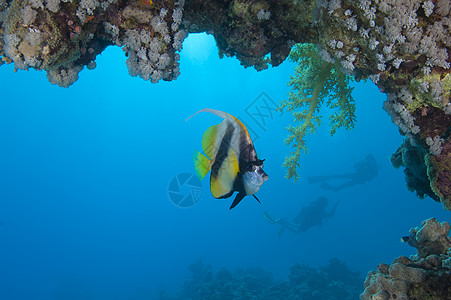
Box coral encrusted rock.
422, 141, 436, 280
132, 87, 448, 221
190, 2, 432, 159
0, 0, 450, 209
361, 218, 451, 300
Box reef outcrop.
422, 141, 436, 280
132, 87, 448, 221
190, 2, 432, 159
162, 257, 363, 299
0, 0, 313, 85
361, 218, 451, 300
0, 0, 449, 208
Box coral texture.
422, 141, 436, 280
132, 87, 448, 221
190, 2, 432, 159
0, 0, 449, 208
278, 43, 356, 180
0, 0, 313, 85
162, 257, 363, 300
361, 218, 451, 300
276, 0, 450, 209
391, 138, 441, 202
0, 0, 189, 85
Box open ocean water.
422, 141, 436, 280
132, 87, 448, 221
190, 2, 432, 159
1, 33, 450, 299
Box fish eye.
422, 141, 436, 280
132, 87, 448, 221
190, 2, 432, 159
247, 163, 255, 171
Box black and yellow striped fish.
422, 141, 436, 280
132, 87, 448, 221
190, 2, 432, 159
186, 108, 268, 209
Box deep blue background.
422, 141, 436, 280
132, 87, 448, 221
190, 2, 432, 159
1, 33, 449, 299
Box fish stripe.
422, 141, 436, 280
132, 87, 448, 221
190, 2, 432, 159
211, 122, 235, 176
210, 121, 243, 198
201, 124, 218, 159
210, 147, 240, 198
188, 108, 266, 205
230, 115, 251, 139
238, 130, 257, 170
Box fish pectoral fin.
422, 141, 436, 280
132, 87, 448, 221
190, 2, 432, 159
230, 192, 246, 210
193, 150, 211, 180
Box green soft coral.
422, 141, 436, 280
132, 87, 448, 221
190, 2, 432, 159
278, 43, 356, 180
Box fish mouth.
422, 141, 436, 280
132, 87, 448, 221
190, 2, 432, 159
262, 173, 269, 181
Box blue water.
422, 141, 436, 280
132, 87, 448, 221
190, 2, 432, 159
0, 33, 449, 299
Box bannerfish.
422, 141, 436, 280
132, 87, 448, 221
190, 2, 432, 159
186, 108, 268, 209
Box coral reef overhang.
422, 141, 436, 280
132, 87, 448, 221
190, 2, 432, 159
361, 217, 451, 299
0, 0, 450, 208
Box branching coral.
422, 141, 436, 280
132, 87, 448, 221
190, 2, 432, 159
278, 43, 356, 180
272, 0, 450, 207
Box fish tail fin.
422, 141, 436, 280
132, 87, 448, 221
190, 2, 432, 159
193, 150, 211, 180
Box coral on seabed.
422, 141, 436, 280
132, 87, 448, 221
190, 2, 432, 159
0, 0, 449, 208
161, 257, 363, 300
361, 218, 451, 300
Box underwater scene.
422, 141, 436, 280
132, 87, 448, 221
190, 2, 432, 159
1, 0, 451, 299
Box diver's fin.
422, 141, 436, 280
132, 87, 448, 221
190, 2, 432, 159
263, 211, 277, 224
193, 150, 211, 180
230, 192, 246, 209
326, 200, 340, 219
252, 194, 261, 204
320, 181, 339, 191
307, 176, 329, 184
210, 148, 240, 198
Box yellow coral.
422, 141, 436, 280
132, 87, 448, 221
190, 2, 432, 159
140, 0, 153, 6
408, 73, 451, 111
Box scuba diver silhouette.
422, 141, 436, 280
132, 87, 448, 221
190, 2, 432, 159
264, 197, 339, 237
307, 154, 378, 191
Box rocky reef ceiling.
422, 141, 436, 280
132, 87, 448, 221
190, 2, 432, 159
0, 0, 450, 209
